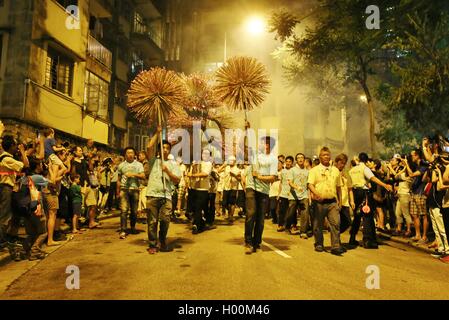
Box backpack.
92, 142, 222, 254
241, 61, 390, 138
12, 176, 41, 216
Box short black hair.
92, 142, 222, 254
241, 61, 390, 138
162, 140, 171, 148
285, 156, 294, 162
358, 152, 369, 163
1, 135, 16, 152
123, 147, 136, 156
295, 153, 305, 159
412, 148, 423, 159
261, 136, 276, 151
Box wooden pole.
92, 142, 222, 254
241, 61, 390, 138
157, 106, 167, 194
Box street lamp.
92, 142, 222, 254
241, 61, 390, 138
245, 16, 266, 35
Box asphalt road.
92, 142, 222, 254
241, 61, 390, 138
1, 215, 449, 300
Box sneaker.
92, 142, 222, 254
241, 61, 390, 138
363, 241, 379, 249
347, 239, 359, 248
289, 226, 300, 235
129, 228, 139, 235
431, 252, 445, 259
331, 247, 345, 256
315, 245, 324, 252
205, 224, 217, 230
299, 233, 308, 239
277, 226, 285, 232
245, 244, 253, 255
119, 232, 126, 239
159, 243, 172, 252
192, 225, 198, 235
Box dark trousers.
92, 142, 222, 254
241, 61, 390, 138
107, 182, 118, 209
245, 189, 268, 247
350, 189, 377, 243
146, 197, 171, 248
186, 188, 194, 215
269, 197, 278, 223
193, 189, 209, 231
340, 206, 352, 234
0, 184, 13, 243
23, 214, 47, 254
278, 197, 289, 227
207, 193, 216, 224
286, 198, 310, 232
385, 194, 396, 229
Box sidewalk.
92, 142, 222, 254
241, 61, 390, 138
0, 210, 120, 266
377, 231, 434, 254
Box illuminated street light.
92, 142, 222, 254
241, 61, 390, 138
246, 16, 266, 35
360, 94, 368, 103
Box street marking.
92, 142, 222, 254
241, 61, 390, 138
262, 241, 292, 258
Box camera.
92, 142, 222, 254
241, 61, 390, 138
102, 157, 113, 167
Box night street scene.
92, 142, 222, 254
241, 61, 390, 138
1, 0, 449, 304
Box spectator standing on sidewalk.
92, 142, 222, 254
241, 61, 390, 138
405, 149, 430, 244
0, 136, 28, 247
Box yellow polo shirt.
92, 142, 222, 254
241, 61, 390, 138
307, 163, 341, 200
0, 152, 24, 187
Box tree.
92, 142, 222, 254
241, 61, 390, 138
382, 1, 449, 136
269, 1, 397, 155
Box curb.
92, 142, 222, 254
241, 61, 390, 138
377, 232, 434, 255
0, 212, 121, 266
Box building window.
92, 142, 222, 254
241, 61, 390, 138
133, 12, 146, 34
45, 48, 74, 96
55, 0, 78, 9
84, 71, 109, 119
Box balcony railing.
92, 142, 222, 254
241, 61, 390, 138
87, 34, 112, 69
132, 19, 162, 49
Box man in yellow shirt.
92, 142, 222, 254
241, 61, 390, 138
0, 135, 28, 247
307, 147, 344, 255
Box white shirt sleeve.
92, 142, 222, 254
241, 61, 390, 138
201, 162, 212, 175
364, 167, 375, 180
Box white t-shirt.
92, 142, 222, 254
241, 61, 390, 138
269, 172, 281, 197
223, 165, 241, 191
192, 161, 212, 191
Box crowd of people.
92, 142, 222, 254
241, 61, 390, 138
1, 119, 449, 263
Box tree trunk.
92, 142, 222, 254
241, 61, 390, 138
360, 80, 376, 156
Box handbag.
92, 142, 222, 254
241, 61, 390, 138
362, 194, 371, 214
